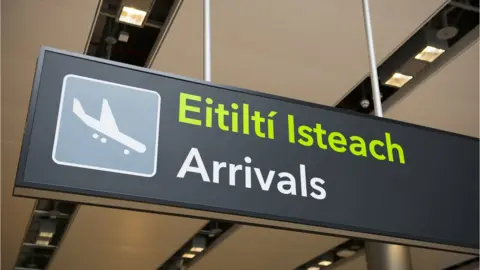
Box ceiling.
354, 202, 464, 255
1, 1, 207, 269
189, 226, 347, 270
334, 248, 475, 270
385, 39, 479, 138
1, 0, 478, 270
150, 0, 448, 105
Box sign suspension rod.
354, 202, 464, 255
361, 0, 413, 269
204, 0, 211, 82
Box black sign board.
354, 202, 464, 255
15, 47, 479, 251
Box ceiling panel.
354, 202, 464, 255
1, 0, 101, 269
150, 0, 447, 106
190, 225, 346, 270
333, 247, 476, 270
385, 40, 479, 138
410, 247, 476, 270
49, 207, 206, 270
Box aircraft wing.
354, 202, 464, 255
99, 99, 119, 133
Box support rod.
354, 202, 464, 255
361, 0, 383, 117
203, 0, 212, 82
361, 1, 413, 269
365, 242, 413, 270
450, 1, 479, 13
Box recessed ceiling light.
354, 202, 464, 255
385, 72, 413, 88
37, 220, 56, 240
318, 260, 333, 266
35, 239, 50, 246
336, 249, 356, 258
190, 235, 206, 253
182, 253, 196, 259
190, 247, 204, 252
414, 46, 445, 63
307, 267, 321, 270
118, 6, 147, 26
39, 231, 54, 238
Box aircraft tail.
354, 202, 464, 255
99, 99, 119, 132
73, 98, 86, 117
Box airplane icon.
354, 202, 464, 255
72, 98, 147, 155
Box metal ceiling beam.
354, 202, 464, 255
450, 1, 479, 12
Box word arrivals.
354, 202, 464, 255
177, 147, 327, 200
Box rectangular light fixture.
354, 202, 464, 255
35, 239, 50, 246
182, 253, 196, 259
190, 235, 206, 253
37, 220, 56, 241
336, 249, 356, 258
39, 231, 54, 238
378, 30, 447, 86
190, 247, 204, 252
118, 6, 148, 26
307, 267, 320, 270
385, 72, 413, 88
318, 260, 333, 266
414, 46, 445, 63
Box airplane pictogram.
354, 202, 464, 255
72, 98, 146, 155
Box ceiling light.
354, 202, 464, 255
318, 260, 333, 266
336, 249, 356, 258
182, 253, 196, 259
35, 239, 50, 246
190, 236, 206, 253
190, 247, 204, 252
307, 267, 321, 270
118, 6, 147, 26
378, 30, 447, 86
385, 72, 413, 88
39, 231, 54, 238
38, 220, 56, 239
414, 46, 445, 62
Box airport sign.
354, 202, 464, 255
14, 47, 479, 252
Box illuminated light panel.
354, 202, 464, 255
118, 6, 147, 26
414, 46, 445, 63
318, 260, 332, 266
385, 72, 413, 88
190, 247, 204, 252
336, 249, 356, 258
307, 267, 321, 270
35, 239, 50, 246
39, 231, 54, 238
182, 253, 196, 259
